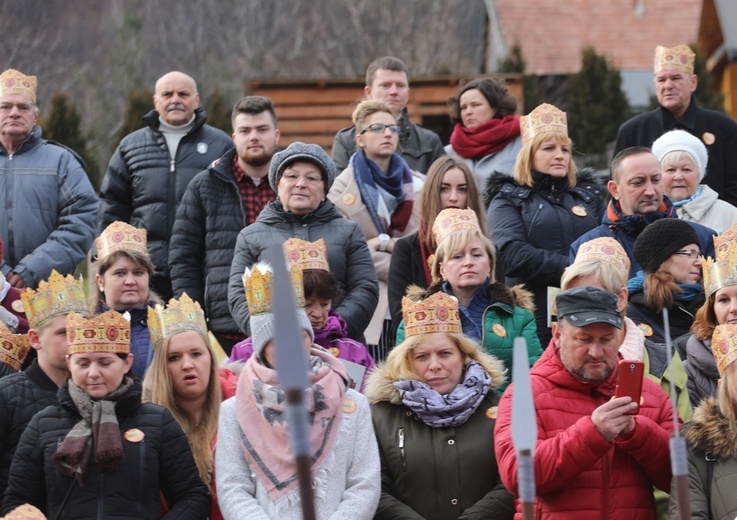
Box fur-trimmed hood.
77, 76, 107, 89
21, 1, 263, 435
409, 280, 536, 315
482, 167, 601, 208
683, 397, 737, 458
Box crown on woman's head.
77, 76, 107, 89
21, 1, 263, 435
148, 293, 208, 350
432, 208, 480, 246
575, 237, 631, 276
66, 311, 130, 355
402, 291, 461, 337
703, 224, 737, 298
283, 238, 330, 272
712, 324, 737, 375
521, 103, 567, 143
96, 221, 148, 259
20, 270, 88, 329
244, 262, 304, 316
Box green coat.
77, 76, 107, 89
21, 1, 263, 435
395, 282, 542, 392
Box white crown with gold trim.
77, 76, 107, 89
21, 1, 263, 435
0, 69, 37, 103
148, 293, 208, 350
244, 262, 304, 316
654, 44, 694, 74
521, 103, 568, 143
96, 221, 148, 259
432, 208, 481, 246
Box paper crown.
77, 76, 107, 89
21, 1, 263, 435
1, 504, 47, 520
0, 69, 37, 103
702, 224, 737, 298
283, 238, 330, 271
432, 208, 481, 246
148, 293, 208, 350
66, 311, 130, 355
402, 292, 462, 337
575, 237, 631, 276
0, 322, 30, 372
654, 44, 695, 75
96, 221, 148, 259
712, 324, 737, 375
244, 263, 305, 316
20, 270, 88, 329
521, 103, 568, 143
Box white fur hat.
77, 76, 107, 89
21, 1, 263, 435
651, 130, 708, 181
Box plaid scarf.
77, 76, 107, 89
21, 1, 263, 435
52, 377, 134, 484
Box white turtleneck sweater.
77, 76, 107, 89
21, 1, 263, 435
158, 116, 195, 161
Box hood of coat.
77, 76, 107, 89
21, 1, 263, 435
482, 167, 601, 209
683, 397, 737, 458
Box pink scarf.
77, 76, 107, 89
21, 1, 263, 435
235, 347, 348, 503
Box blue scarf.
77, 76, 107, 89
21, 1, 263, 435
350, 150, 412, 234
442, 280, 489, 341
672, 185, 703, 208
627, 270, 703, 302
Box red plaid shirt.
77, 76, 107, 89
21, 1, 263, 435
232, 155, 275, 226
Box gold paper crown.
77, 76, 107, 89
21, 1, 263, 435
402, 292, 462, 338
148, 293, 208, 350
712, 324, 737, 375
702, 223, 737, 297
0, 322, 30, 372
654, 44, 695, 74
1, 504, 47, 520
66, 311, 130, 355
521, 103, 568, 143
20, 270, 88, 329
0, 69, 38, 103
432, 208, 481, 246
96, 221, 148, 259
244, 263, 305, 316
575, 237, 631, 275
283, 238, 330, 271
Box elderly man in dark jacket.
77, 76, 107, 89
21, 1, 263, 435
99, 71, 232, 301
0, 69, 98, 289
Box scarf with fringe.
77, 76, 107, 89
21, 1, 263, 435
449, 115, 521, 160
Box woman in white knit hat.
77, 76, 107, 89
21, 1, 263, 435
652, 129, 737, 234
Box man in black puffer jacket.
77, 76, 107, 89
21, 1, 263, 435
170, 96, 279, 353
99, 71, 232, 301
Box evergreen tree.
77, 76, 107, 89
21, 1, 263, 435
117, 87, 153, 143
566, 48, 630, 158
499, 43, 539, 113
40, 92, 101, 187
204, 86, 232, 134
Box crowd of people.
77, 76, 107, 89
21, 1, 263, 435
1, 43, 737, 519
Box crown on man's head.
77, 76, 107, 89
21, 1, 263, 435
66, 311, 130, 355
148, 293, 208, 350
0, 69, 37, 103
432, 208, 480, 246
402, 291, 462, 338
283, 238, 330, 272
244, 262, 304, 316
96, 221, 148, 259
654, 44, 695, 75
20, 270, 88, 329
520, 103, 568, 143
703, 224, 737, 298
0, 322, 30, 372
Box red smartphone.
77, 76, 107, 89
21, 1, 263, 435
614, 360, 644, 414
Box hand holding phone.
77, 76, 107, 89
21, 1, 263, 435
614, 360, 644, 415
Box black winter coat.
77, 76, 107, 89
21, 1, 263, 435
387, 232, 427, 334
626, 290, 704, 345
484, 169, 605, 345
169, 147, 269, 334
2, 380, 210, 520
0, 361, 59, 495
99, 108, 232, 300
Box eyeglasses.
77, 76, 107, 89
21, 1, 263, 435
281, 172, 323, 184
358, 123, 401, 135
673, 249, 701, 260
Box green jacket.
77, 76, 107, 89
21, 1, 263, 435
396, 282, 542, 392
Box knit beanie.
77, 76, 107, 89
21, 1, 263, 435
633, 218, 700, 274
250, 308, 315, 357
268, 142, 337, 192
651, 130, 708, 181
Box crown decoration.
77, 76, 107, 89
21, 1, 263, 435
66, 311, 130, 355
0, 322, 30, 372
654, 44, 695, 75
521, 103, 568, 143
402, 292, 461, 338
96, 221, 148, 259
712, 324, 737, 375
702, 223, 737, 298
2, 504, 47, 520
283, 238, 330, 272
575, 237, 631, 275
432, 208, 481, 246
20, 270, 88, 329
148, 293, 208, 350
244, 262, 304, 316
0, 69, 38, 103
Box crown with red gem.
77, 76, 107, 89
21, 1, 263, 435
702, 223, 737, 298
148, 293, 208, 350
432, 208, 481, 246
654, 44, 694, 75
66, 311, 130, 355
0, 322, 30, 372
283, 238, 330, 272
574, 237, 631, 276
244, 262, 304, 316
96, 221, 148, 259
20, 270, 88, 329
712, 324, 737, 375
402, 291, 461, 337
521, 103, 568, 143
0, 69, 37, 103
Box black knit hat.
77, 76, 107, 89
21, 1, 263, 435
633, 218, 700, 274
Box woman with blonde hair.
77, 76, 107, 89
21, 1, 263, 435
388, 155, 486, 335
143, 294, 237, 520
485, 103, 605, 346
329, 99, 424, 354
366, 291, 514, 519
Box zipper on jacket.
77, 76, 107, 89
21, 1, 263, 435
170, 158, 175, 172
527, 203, 544, 239
398, 428, 406, 471
138, 440, 145, 515
97, 473, 104, 520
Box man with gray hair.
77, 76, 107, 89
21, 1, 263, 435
99, 71, 232, 300
331, 56, 444, 174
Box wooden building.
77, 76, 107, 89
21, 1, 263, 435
699, 0, 737, 119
